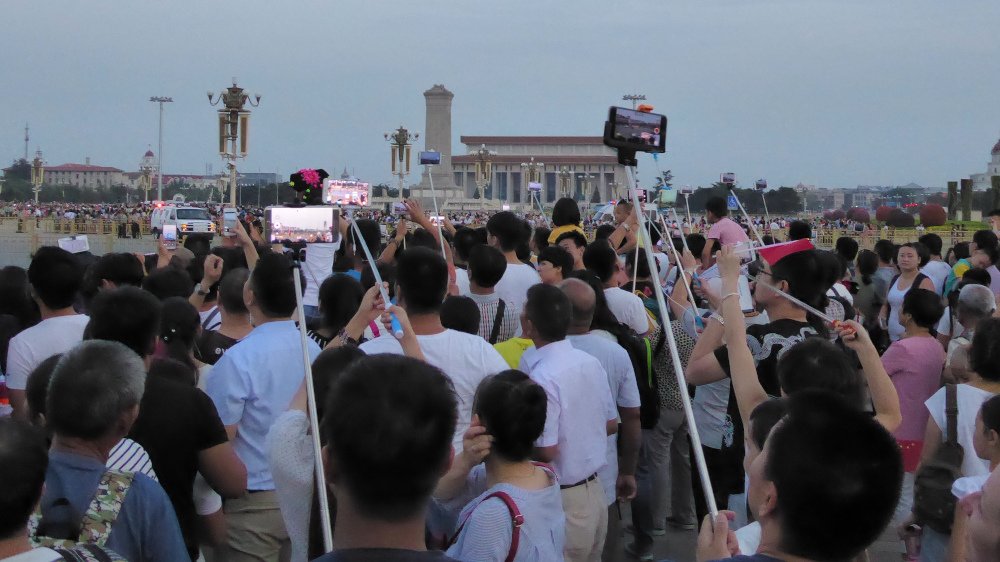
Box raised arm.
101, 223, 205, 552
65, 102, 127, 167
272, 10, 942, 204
839, 320, 902, 432
718, 246, 767, 429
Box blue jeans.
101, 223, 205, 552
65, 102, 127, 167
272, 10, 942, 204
919, 527, 949, 562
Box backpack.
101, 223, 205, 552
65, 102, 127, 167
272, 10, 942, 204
614, 326, 660, 429
913, 384, 963, 534
29, 470, 134, 553
51, 544, 127, 562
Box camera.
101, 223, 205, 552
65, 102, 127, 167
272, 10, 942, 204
264, 206, 341, 245
603, 107, 667, 154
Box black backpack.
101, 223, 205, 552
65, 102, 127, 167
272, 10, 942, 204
613, 326, 660, 429
913, 384, 964, 534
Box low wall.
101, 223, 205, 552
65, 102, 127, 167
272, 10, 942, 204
0, 231, 157, 268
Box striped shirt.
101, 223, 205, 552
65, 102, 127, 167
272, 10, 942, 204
107, 438, 158, 482
466, 293, 520, 344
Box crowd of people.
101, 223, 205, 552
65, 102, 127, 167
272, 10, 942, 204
1, 193, 1000, 562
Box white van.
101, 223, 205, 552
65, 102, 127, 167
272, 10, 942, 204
151, 205, 216, 238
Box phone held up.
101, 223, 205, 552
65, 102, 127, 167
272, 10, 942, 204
162, 224, 178, 250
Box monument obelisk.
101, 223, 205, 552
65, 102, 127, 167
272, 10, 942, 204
417, 85, 462, 201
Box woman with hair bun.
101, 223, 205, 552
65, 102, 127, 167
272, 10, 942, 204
435, 370, 566, 561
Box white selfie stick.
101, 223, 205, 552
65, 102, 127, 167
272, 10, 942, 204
291, 262, 334, 552
628, 166, 719, 519
349, 215, 403, 338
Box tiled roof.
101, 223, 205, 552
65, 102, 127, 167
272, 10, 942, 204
460, 136, 605, 146
451, 155, 620, 165
45, 163, 123, 173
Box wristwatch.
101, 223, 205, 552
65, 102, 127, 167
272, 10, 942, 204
337, 327, 360, 347
709, 312, 725, 326
194, 283, 209, 296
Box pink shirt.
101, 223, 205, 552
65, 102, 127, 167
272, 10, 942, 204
882, 335, 945, 442
706, 217, 750, 247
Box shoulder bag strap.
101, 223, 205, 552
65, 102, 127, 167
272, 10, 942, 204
79, 471, 134, 547
945, 384, 959, 444
449, 490, 523, 562
489, 299, 506, 344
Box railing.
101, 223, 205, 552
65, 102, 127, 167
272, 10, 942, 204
0, 217, 153, 236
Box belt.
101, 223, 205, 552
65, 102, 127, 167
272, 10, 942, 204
560, 473, 598, 490
247, 489, 273, 494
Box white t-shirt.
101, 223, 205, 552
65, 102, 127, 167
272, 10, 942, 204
360, 329, 509, 451
567, 333, 641, 505
922, 260, 952, 296
6, 315, 90, 390
925, 384, 996, 477
199, 306, 222, 332
735, 521, 761, 556
693, 379, 731, 450
936, 306, 965, 340
604, 287, 650, 335
454, 267, 471, 296
300, 242, 340, 308
494, 263, 540, 316
2, 547, 73, 562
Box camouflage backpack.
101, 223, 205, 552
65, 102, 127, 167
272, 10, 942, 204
28, 469, 134, 559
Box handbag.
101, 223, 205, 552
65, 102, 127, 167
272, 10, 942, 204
912, 384, 964, 534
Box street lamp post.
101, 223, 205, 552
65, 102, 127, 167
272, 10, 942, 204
149, 96, 173, 201
385, 126, 418, 205
139, 148, 156, 202
622, 94, 647, 110
471, 145, 496, 203
208, 80, 261, 207
577, 173, 598, 204
30, 150, 45, 204
520, 157, 545, 210
558, 167, 572, 199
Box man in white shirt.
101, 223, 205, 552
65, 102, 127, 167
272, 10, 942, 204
561, 278, 641, 559
486, 211, 540, 315
919, 233, 952, 295
584, 240, 650, 335
205, 253, 321, 561
518, 283, 618, 562
360, 247, 508, 450
7, 246, 89, 419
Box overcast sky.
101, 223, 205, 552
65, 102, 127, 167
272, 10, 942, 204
2, 0, 999, 190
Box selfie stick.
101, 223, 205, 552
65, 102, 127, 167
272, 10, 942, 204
627, 166, 719, 518
660, 212, 702, 335
349, 217, 404, 338
728, 186, 766, 248
424, 160, 448, 258
291, 261, 334, 552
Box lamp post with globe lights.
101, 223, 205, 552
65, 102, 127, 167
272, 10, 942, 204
385, 126, 418, 205
558, 167, 572, 199
520, 157, 545, 210
30, 150, 45, 204
471, 144, 496, 203
577, 173, 598, 205
139, 148, 157, 202
208, 80, 260, 207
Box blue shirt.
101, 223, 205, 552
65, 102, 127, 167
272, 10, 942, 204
206, 320, 321, 490
41, 450, 188, 562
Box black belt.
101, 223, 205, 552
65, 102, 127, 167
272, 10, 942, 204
247, 489, 272, 494
560, 473, 597, 490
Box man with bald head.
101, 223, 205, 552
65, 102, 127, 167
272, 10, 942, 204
560, 278, 642, 558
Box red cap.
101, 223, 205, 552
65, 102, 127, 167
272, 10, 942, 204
757, 239, 814, 266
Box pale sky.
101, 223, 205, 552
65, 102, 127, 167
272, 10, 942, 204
2, 0, 999, 190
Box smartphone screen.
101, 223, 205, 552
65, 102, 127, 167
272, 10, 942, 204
223, 208, 238, 236
162, 225, 178, 250
264, 206, 341, 244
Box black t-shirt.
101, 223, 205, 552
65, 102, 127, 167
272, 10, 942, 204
194, 330, 239, 365
312, 550, 460, 562
129, 375, 229, 560
713, 318, 818, 494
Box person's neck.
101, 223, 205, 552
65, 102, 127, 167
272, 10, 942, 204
469, 282, 494, 296
602, 280, 617, 290
531, 337, 557, 349
51, 434, 114, 463
766, 299, 808, 322
0, 530, 32, 559
39, 304, 76, 321
485, 455, 538, 487
756, 519, 818, 562
931, 255, 943, 262
198, 299, 216, 312
567, 324, 590, 336
503, 251, 520, 264
903, 325, 932, 339
408, 312, 445, 336
250, 312, 292, 328
218, 312, 253, 340
574, 259, 585, 271
899, 268, 918, 279
333, 497, 428, 551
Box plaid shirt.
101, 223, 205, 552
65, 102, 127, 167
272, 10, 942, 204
467, 292, 520, 343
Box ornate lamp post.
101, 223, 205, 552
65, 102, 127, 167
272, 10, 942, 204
471, 144, 496, 202
577, 173, 598, 204
558, 167, 572, 199
385, 126, 418, 204
520, 157, 545, 208
139, 148, 157, 202
208, 79, 260, 207
30, 149, 45, 204
622, 94, 647, 110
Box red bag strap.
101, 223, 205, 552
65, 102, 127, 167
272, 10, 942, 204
449, 490, 523, 562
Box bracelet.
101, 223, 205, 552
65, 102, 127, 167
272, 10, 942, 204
721, 292, 740, 303
710, 312, 725, 326
336, 327, 360, 347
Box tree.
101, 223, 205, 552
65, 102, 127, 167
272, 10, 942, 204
876, 206, 894, 222
4, 158, 31, 181
919, 204, 946, 227
847, 208, 870, 223
887, 209, 915, 227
